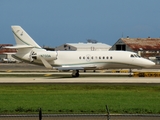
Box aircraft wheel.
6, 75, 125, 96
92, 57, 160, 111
72, 70, 79, 77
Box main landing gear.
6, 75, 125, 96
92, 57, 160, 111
129, 68, 132, 77
72, 70, 79, 77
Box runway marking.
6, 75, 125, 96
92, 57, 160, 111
44, 74, 52, 77
6, 70, 12, 73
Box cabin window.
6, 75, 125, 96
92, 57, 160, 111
79, 56, 81, 59
134, 54, 138, 57
110, 56, 112, 59
138, 55, 141, 58
106, 56, 108, 59
130, 54, 134, 57
91, 56, 93, 59
103, 56, 105, 59
83, 56, 85, 59
99, 57, 101, 59
87, 57, 89, 59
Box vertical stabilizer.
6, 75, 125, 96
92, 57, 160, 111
11, 26, 41, 48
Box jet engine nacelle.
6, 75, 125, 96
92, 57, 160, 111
31, 51, 57, 61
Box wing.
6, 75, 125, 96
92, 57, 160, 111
40, 56, 96, 70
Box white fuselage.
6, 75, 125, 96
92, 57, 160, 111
14, 49, 155, 70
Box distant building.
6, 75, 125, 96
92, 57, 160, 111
110, 37, 160, 64
55, 42, 111, 51
0, 44, 17, 63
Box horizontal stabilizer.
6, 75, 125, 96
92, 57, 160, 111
4, 45, 34, 49
2, 53, 16, 54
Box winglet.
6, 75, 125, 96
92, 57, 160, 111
39, 56, 53, 69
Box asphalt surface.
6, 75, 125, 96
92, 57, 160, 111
0, 76, 160, 84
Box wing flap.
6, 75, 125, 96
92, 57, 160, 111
54, 64, 96, 70
54, 67, 84, 70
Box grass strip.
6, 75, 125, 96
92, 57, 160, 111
0, 84, 159, 114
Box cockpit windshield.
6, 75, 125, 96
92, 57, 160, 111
130, 54, 141, 58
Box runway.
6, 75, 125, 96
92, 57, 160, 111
0, 63, 160, 83
0, 75, 160, 83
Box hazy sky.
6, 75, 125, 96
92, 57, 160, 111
1, 0, 160, 47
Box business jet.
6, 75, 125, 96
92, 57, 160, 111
7, 26, 155, 77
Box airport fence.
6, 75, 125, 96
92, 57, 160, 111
0, 107, 160, 120
0, 114, 160, 120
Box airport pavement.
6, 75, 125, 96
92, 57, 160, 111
0, 63, 49, 71
0, 63, 160, 83
0, 76, 160, 83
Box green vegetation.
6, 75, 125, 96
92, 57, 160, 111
0, 83, 160, 114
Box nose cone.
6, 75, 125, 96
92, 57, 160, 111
143, 60, 155, 68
